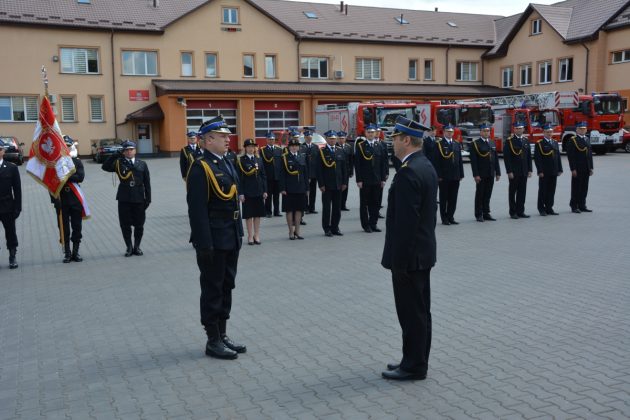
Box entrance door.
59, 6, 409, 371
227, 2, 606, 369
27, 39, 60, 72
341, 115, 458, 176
136, 123, 152, 154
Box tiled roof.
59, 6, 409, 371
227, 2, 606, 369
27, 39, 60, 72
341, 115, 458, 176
553, 0, 630, 41
487, 13, 522, 56
531, 4, 572, 38
153, 80, 522, 97
603, 2, 630, 31
0, 0, 210, 32
250, 0, 501, 47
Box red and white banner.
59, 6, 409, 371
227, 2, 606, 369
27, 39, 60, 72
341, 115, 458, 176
26, 96, 75, 198
68, 182, 91, 220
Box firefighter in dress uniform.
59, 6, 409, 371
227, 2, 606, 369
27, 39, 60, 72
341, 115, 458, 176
566, 121, 594, 213
337, 131, 354, 211
187, 116, 246, 360
279, 133, 309, 240
301, 129, 319, 214
260, 132, 282, 217
180, 131, 204, 180
102, 140, 151, 256
317, 130, 347, 237
534, 123, 563, 216
434, 124, 464, 225
0, 141, 21, 269
237, 138, 267, 245
470, 122, 501, 222
503, 121, 532, 219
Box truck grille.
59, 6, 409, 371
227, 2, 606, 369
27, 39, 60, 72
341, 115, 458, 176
600, 122, 619, 130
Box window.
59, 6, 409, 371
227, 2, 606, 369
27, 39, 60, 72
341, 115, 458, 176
456, 61, 478, 81
205, 53, 217, 77
0, 96, 38, 122
77, 0, 91, 4
89, 96, 103, 122
538, 60, 552, 84
424, 60, 433, 80
519, 63, 532, 86
60, 48, 99, 74
611, 49, 630, 64
255, 110, 299, 138
355, 58, 381, 80
300, 57, 328, 79
265, 55, 276, 79
222, 7, 238, 24
243, 54, 255, 77
181, 52, 193, 77
531, 19, 542, 35
60, 96, 76, 122
558, 57, 573, 82
408, 59, 417, 80
303, 11, 317, 19
502, 67, 514, 88
122, 51, 157, 76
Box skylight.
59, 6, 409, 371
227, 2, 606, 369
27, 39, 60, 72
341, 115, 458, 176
304, 12, 318, 19
77, 0, 91, 3
395, 16, 409, 24
447, 21, 457, 27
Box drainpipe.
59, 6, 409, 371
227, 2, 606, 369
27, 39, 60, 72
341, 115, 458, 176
581, 42, 589, 93
110, 29, 118, 138
445, 45, 450, 85
297, 35, 302, 83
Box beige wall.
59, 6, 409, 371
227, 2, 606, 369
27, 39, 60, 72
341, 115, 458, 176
601, 28, 630, 92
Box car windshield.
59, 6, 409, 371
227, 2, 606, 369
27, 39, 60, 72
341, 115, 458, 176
376, 107, 415, 127
100, 139, 120, 146
594, 97, 622, 115
457, 107, 494, 126
0, 138, 14, 147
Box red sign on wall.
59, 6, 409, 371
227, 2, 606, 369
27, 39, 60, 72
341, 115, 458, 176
129, 90, 150, 101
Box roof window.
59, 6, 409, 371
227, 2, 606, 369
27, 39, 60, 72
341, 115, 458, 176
395, 15, 409, 24
303, 12, 318, 19
447, 21, 457, 27
77, 0, 91, 3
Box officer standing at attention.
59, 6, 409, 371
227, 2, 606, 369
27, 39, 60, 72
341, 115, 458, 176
503, 122, 532, 219
566, 121, 594, 213
375, 130, 390, 219
237, 138, 267, 245
300, 129, 319, 215
381, 116, 436, 381
317, 131, 347, 237
279, 134, 309, 240
354, 124, 388, 233
534, 124, 563, 216
102, 140, 151, 256
434, 125, 464, 225
336, 131, 354, 211
470, 123, 501, 222
422, 126, 437, 169
0, 141, 21, 269
180, 131, 203, 180
260, 132, 282, 218
187, 116, 246, 360
53, 136, 86, 263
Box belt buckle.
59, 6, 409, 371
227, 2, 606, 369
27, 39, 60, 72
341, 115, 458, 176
64, 186, 70, 192
129, 181, 136, 187
233, 210, 239, 220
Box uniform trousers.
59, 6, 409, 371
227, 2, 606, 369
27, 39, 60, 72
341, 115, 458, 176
359, 184, 381, 229
538, 176, 557, 213
0, 212, 18, 249
438, 179, 460, 222
118, 201, 145, 246
307, 178, 318, 212
474, 177, 494, 217
570, 172, 589, 210
265, 178, 280, 215
508, 176, 527, 216
341, 185, 349, 209
321, 189, 341, 233
392, 268, 432, 375
57, 204, 83, 244
196, 248, 238, 332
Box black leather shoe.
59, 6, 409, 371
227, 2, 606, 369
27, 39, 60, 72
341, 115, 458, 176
222, 335, 247, 354
572, 208, 581, 214
341, 207, 350, 211
310, 210, 318, 214
205, 340, 238, 360
580, 207, 592, 212
363, 227, 373, 233
295, 235, 304, 240
266, 214, 272, 218
125, 246, 133, 257
510, 214, 519, 220
370, 227, 382, 232
325, 231, 333, 237
71, 253, 83, 262
300, 220, 307, 225
274, 213, 282, 217
442, 221, 451, 226
449, 219, 459, 225
517, 213, 530, 218
132, 247, 143, 256
539, 211, 547, 216
547, 210, 559, 215
378, 213, 384, 219
476, 217, 484, 222
381, 368, 426, 381
386, 363, 400, 371
63, 253, 72, 263
332, 231, 344, 236
483, 214, 496, 221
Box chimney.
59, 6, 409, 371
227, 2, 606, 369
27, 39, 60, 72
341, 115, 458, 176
340, 1, 344, 12
153, 0, 159, 7
434, 7, 438, 12
345, 4, 348, 15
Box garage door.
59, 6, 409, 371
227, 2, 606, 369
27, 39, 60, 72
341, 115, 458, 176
186, 100, 238, 150
254, 101, 300, 140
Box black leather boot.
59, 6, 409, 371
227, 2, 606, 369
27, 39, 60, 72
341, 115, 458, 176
63, 243, 72, 263
71, 242, 83, 262
124, 240, 133, 257
9, 248, 18, 269
219, 319, 247, 353
132, 237, 143, 256
204, 324, 238, 360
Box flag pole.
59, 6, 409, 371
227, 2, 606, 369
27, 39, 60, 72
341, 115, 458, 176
41, 65, 49, 98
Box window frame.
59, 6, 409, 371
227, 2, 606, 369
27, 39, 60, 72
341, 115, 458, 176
531, 19, 542, 35
300, 56, 329, 79
423, 59, 434, 81
204, 52, 219, 78
60, 95, 77, 123
121, 49, 159, 76
455, 61, 478, 82
88, 95, 105, 123
408, 59, 418, 81
519, 63, 532, 86
222, 6, 239, 25
355, 57, 382, 81
0, 95, 39, 122
558, 57, 573, 82
242, 53, 256, 78
264, 54, 277, 79
538, 60, 552, 85
59, 46, 100, 75
611, 49, 630, 64
180, 51, 194, 77
501, 66, 514, 88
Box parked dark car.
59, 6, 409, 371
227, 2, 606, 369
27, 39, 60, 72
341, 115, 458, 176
0, 136, 25, 165
92, 139, 123, 163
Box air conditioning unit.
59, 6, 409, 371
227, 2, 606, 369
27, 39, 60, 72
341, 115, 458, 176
48, 94, 57, 104
334, 70, 344, 79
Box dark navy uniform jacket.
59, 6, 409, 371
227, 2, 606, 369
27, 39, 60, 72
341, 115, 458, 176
317, 145, 347, 190
180, 144, 204, 179
566, 135, 593, 173
423, 136, 437, 168
0, 159, 21, 214
279, 152, 309, 194
52, 157, 84, 207
299, 142, 319, 179
381, 151, 437, 271
102, 155, 151, 204
338, 143, 354, 182
503, 135, 532, 177
237, 154, 267, 197
260, 145, 283, 181
354, 139, 388, 185
187, 150, 243, 251
534, 138, 563, 176
470, 138, 501, 178
434, 138, 464, 181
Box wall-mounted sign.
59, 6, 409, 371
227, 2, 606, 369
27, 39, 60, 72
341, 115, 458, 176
129, 90, 150, 101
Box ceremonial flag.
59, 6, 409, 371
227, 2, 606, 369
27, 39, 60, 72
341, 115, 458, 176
26, 96, 75, 198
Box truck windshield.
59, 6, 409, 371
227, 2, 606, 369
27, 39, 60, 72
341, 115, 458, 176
593, 97, 622, 115
376, 107, 415, 127
529, 110, 560, 127
436, 108, 456, 126
457, 107, 494, 126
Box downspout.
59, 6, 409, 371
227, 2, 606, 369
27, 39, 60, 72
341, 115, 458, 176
110, 29, 118, 138
581, 42, 589, 93
296, 35, 302, 83
445, 45, 450, 85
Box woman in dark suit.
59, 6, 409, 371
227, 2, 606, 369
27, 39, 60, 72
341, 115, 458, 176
278, 135, 309, 240
237, 139, 267, 245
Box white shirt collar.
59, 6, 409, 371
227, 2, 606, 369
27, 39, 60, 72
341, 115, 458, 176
401, 153, 413, 164
246, 154, 254, 158
211, 152, 224, 160
0, 159, 3, 166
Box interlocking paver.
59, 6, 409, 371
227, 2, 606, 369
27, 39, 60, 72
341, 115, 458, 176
1, 154, 629, 419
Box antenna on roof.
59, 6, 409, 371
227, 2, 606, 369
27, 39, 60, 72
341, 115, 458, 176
153, 0, 159, 7
345, 4, 348, 15
340, 1, 344, 12
435, 7, 438, 12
